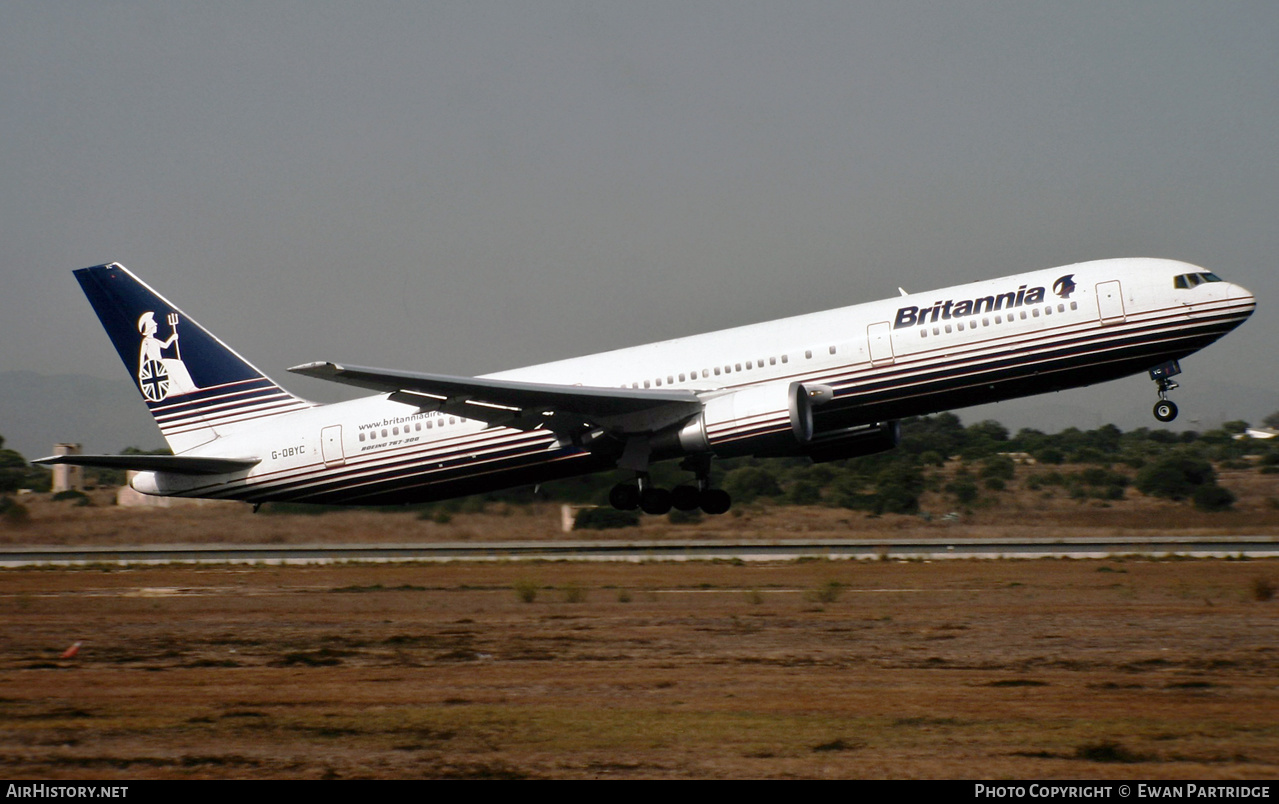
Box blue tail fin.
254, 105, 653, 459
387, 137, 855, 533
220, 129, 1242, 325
75, 263, 312, 453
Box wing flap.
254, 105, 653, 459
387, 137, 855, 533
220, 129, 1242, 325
290, 362, 703, 435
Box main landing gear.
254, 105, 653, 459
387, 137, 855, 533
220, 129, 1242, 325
608, 455, 732, 515
1149, 360, 1181, 423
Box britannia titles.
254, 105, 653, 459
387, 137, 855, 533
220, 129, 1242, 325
894, 284, 1047, 329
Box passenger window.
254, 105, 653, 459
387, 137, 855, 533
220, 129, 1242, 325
805, 350, 812, 359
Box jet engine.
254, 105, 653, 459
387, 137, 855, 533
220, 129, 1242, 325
656, 381, 899, 463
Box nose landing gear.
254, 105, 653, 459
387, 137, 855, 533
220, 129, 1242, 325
1150, 360, 1181, 423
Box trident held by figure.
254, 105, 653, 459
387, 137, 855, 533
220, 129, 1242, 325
167, 312, 181, 360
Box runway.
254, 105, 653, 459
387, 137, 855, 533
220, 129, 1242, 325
1, 535, 1275, 566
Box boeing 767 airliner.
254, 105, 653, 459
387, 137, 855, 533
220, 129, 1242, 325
39, 258, 1255, 514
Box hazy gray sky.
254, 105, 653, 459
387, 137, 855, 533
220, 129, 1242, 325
4, 1, 1277, 438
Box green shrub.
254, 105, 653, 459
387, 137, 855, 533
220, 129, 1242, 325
1192, 484, 1236, 512
2, 500, 30, 525
1032, 447, 1064, 465
980, 455, 1016, 481
946, 479, 979, 504
513, 579, 539, 604
809, 580, 843, 604
51, 489, 91, 506
786, 479, 823, 506
1075, 740, 1144, 763
1135, 456, 1215, 501
1251, 577, 1275, 602
722, 466, 783, 504
919, 450, 946, 467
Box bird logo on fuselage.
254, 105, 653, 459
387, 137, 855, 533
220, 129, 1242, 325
1053, 274, 1077, 299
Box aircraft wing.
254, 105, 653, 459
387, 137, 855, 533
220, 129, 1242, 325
35, 454, 260, 475
289, 361, 703, 436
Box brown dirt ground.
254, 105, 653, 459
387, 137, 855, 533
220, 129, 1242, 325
1, 471, 1276, 779
0, 556, 1276, 779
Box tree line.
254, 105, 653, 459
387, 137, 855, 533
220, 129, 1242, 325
5, 412, 1279, 516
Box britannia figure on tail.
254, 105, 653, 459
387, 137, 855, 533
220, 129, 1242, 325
137, 311, 198, 401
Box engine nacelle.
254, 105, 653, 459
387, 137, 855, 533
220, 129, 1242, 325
656, 381, 896, 462
663, 381, 804, 458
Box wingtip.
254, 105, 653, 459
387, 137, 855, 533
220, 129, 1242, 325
288, 361, 341, 375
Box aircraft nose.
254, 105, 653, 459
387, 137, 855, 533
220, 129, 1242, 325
1227, 281, 1257, 312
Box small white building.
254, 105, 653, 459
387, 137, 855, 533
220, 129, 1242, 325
50, 443, 83, 493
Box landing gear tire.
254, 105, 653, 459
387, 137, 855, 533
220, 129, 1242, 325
1154, 400, 1179, 423
699, 488, 732, 516
608, 483, 640, 511
671, 485, 702, 511
639, 487, 672, 516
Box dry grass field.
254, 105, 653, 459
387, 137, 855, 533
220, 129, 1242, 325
1, 470, 1276, 779
5, 464, 1279, 547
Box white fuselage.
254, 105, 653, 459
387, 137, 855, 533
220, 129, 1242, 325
134, 258, 1255, 505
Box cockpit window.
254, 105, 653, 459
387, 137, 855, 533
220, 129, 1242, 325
1174, 272, 1223, 289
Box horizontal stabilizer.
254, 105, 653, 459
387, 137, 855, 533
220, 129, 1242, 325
35, 454, 260, 475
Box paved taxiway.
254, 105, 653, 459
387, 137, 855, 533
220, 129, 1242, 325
1, 535, 1275, 566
